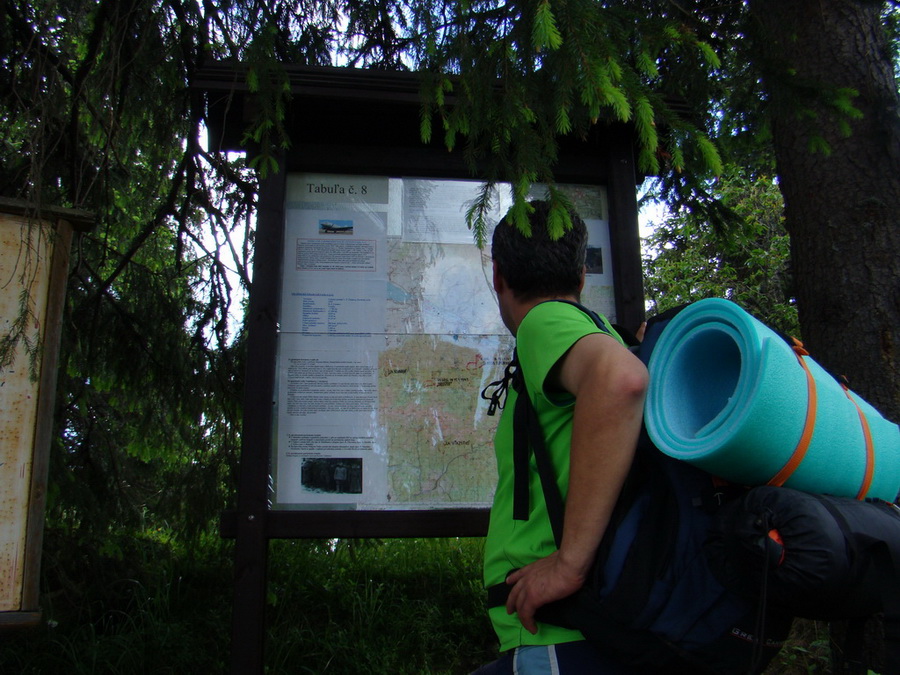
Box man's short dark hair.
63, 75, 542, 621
491, 200, 587, 300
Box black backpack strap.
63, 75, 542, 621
481, 343, 565, 537
489, 388, 567, 609
511, 376, 532, 522
509, 300, 615, 540
513, 387, 566, 546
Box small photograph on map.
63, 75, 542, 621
319, 219, 354, 235
586, 247, 604, 275
301, 457, 363, 494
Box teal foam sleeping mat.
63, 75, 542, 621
644, 298, 900, 501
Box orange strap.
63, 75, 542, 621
767, 338, 875, 500
767, 529, 786, 566
844, 385, 875, 500
767, 339, 817, 488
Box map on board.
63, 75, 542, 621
271, 174, 612, 509
379, 334, 507, 505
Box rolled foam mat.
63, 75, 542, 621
645, 298, 900, 501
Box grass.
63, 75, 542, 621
264, 538, 496, 674
768, 619, 834, 674
0, 532, 495, 674
0, 527, 854, 674
0, 528, 232, 674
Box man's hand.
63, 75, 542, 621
504, 551, 586, 634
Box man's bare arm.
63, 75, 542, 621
505, 332, 648, 634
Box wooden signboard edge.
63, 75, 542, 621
0, 215, 74, 630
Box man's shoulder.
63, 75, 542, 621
515, 301, 610, 392
519, 300, 616, 342
522, 299, 599, 325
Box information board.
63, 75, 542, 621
272, 174, 613, 509
0, 214, 52, 611
0, 204, 80, 623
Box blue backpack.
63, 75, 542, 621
485, 301, 900, 674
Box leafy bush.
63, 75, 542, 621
0, 533, 496, 674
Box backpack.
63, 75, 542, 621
484, 301, 793, 674
707, 485, 900, 674
644, 299, 900, 672
484, 300, 900, 674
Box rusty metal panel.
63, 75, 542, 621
0, 212, 54, 612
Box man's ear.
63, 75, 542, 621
578, 266, 586, 293
492, 260, 504, 293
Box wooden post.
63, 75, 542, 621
229, 160, 287, 674
605, 129, 646, 332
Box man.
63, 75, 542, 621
474, 200, 648, 674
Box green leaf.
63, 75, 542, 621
696, 41, 721, 69
831, 87, 863, 119
555, 105, 572, 134
508, 193, 534, 236
637, 49, 658, 78
247, 68, 259, 92
808, 135, 832, 156
669, 140, 685, 173
603, 86, 632, 122
465, 183, 497, 249
637, 144, 660, 175
420, 109, 433, 144
634, 96, 658, 150
444, 125, 457, 152
546, 201, 570, 240
607, 57, 624, 82
533, 1, 563, 51
696, 135, 723, 176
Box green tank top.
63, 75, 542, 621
483, 301, 623, 650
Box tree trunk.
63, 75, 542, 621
749, 3, 900, 671
749, 0, 900, 425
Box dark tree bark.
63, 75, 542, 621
750, 5, 900, 671
749, 0, 900, 423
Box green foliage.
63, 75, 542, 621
533, 1, 563, 52
0, 536, 494, 674
465, 181, 504, 248
0, 3, 894, 671
0, 272, 44, 376
643, 168, 799, 337
0, 0, 400, 553
266, 538, 494, 673
772, 619, 833, 673
415, 1, 728, 244
242, 26, 295, 178
0, 0, 256, 545
0, 528, 839, 673
0, 527, 233, 674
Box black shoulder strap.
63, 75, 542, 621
513, 385, 566, 547
510, 301, 616, 546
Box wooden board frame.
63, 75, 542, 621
0, 199, 92, 630
197, 63, 645, 674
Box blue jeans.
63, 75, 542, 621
470, 642, 635, 675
